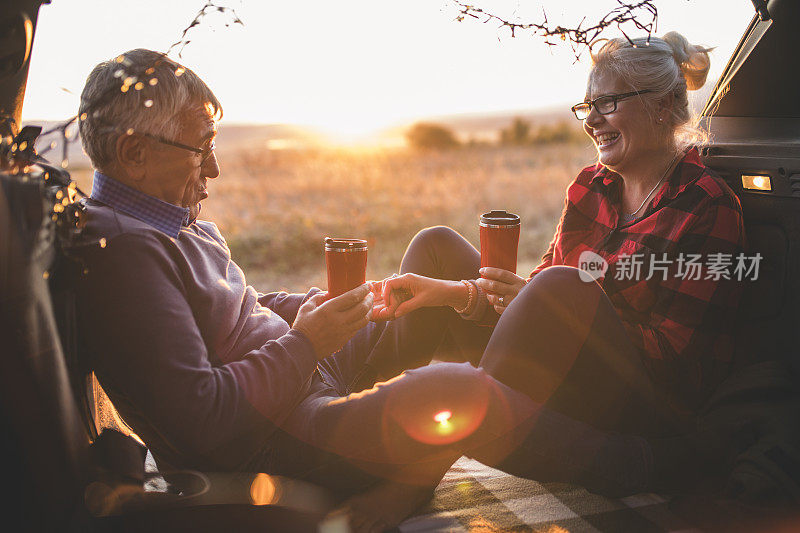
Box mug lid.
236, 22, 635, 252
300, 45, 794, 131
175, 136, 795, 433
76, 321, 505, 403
325, 237, 368, 251
480, 210, 520, 226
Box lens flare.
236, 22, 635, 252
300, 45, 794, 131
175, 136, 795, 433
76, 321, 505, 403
250, 473, 277, 505
386, 366, 491, 447
434, 410, 452, 424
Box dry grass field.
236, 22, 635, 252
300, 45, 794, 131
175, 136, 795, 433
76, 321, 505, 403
70, 141, 597, 293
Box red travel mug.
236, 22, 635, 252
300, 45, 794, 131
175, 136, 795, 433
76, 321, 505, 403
479, 210, 520, 274
325, 238, 368, 299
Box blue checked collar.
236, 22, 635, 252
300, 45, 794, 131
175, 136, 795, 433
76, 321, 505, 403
90, 171, 191, 238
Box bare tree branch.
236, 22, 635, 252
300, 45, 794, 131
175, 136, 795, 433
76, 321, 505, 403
166, 0, 244, 58
451, 0, 659, 60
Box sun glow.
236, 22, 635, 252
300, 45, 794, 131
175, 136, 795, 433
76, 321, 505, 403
312, 117, 404, 148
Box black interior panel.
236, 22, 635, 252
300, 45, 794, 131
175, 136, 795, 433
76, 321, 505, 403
702, 149, 800, 371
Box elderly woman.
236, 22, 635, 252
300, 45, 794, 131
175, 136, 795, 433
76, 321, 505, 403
375, 31, 746, 440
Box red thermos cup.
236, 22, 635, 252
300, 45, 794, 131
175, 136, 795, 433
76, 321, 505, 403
325, 238, 368, 298
479, 210, 520, 274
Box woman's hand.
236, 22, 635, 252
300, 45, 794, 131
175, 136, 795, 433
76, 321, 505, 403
379, 273, 467, 319
369, 277, 415, 321
367, 279, 394, 321
475, 267, 527, 315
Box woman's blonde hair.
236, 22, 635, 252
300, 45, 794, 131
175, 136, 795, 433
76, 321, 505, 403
590, 32, 712, 150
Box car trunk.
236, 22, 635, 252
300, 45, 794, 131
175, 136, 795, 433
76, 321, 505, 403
699, 0, 800, 371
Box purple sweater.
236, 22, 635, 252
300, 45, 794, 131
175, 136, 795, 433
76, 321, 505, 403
77, 198, 319, 471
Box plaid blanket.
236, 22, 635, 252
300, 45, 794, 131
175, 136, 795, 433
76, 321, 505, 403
399, 457, 697, 532
146, 453, 694, 531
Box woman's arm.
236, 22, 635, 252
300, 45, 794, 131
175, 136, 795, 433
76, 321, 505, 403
530, 193, 568, 279
379, 273, 472, 318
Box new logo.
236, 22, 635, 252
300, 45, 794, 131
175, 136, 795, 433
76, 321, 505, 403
578, 250, 609, 282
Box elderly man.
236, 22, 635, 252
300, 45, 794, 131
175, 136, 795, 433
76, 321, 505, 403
76, 49, 712, 531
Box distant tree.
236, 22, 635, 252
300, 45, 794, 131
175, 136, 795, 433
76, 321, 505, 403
530, 121, 587, 145
406, 122, 460, 150
500, 117, 531, 145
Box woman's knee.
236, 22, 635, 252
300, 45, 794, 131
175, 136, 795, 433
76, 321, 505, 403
401, 226, 476, 278
408, 226, 463, 252
519, 265, 599, 303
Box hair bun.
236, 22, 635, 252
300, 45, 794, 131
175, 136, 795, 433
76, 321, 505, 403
661, 31, 712, 91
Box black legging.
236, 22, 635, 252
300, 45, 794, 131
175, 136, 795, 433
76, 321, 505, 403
366, 226, 683, 435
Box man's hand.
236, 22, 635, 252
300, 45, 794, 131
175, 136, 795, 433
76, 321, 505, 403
292, 284, 373, 360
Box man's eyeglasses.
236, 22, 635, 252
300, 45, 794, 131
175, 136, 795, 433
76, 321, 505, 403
571, 90, 652, 120
140, 132, 216, 165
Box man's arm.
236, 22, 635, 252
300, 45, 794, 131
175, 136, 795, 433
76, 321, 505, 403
258, 289, 322, 326
78, 233, 318, 464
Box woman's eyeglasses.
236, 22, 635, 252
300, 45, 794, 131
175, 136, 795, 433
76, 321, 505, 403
571, 90, 652, 120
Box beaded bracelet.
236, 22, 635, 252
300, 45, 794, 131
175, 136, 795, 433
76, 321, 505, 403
452, 280, 475, 314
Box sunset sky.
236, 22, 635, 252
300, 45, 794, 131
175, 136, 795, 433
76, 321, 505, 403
23, 0, 754, 141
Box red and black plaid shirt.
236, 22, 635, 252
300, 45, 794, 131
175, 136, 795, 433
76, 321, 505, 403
531, 148, 746, 410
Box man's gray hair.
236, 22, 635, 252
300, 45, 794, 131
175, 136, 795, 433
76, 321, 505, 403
78, 48, 222, 171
